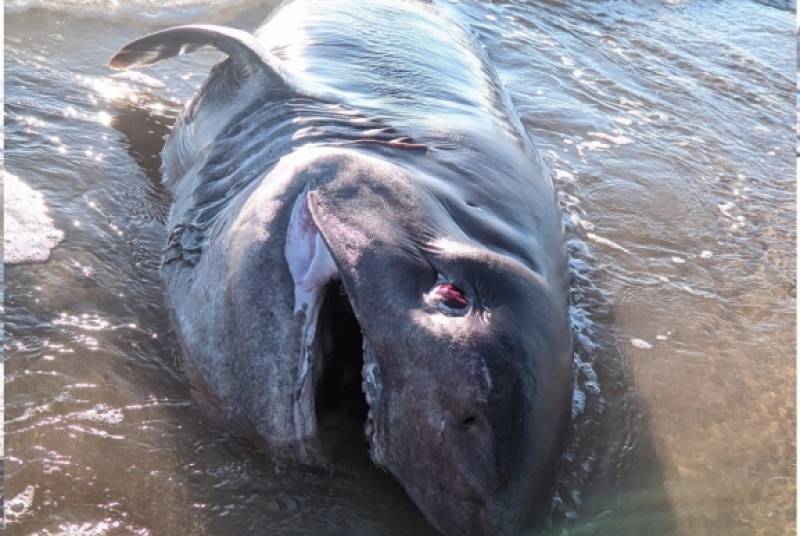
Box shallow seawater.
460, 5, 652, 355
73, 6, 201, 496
4, 1, 796, 535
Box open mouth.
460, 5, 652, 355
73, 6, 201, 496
286, 191, 378, 463
314, 280, 375, 456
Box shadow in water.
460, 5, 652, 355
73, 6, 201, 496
545, 260, 679, 535
109, 93, 178, 223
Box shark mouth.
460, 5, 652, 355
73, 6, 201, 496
286, 191, 379, 462
315, 281, 378, 454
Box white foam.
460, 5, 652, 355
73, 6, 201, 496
570, 215, 595, 231
554, 169, 575, 182
47, 521, 123, 535
5, 485, 35, 523
72, 404, 124, 425
586, 232, 632, 255
571, 387, 585, 418
565, 236, 601, 419
717, 201, 736, 219
5, 171, 64, 264
630, 338, 654, 350
576, 140, 611, 154
587, 131, 633, 145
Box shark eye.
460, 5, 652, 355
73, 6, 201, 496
430, 282, 469, 312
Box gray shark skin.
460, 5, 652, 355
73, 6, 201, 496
110, 2, 573, 534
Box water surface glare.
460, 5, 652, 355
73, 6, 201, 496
4, 1, 796, 534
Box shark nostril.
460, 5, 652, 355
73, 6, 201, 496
461, 415, 478, 427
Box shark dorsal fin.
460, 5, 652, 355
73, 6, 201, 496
109, 24, 290, 87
